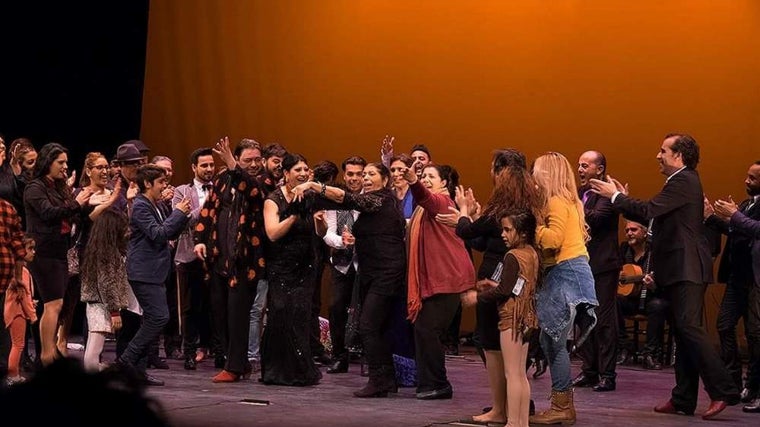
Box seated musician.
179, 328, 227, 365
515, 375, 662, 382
615, 220, 670, 370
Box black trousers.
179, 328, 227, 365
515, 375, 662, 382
163, 263, 182, 356
177, 260, 210, 358
667, 282, 739, 411
617, 294, 670, 357
329, 266, 356, 360
310, 258, 327, 357
747, 283, 760, 391
579, 269, 618, 379
716, 279, 757, 391
359, 292, 395, 369
414, 293, 461, 393
209, 271, 255, 374
116, 309, 144, 368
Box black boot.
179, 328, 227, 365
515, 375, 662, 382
353, 365, 397, 398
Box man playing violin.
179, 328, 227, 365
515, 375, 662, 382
615, 220, 670, 370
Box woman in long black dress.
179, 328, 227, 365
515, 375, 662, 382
293, 162, 407, 398
260, 153, 322, 386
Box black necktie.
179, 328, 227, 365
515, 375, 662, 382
203, 184, 213, 193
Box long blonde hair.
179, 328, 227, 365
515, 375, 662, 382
532, 152, 589, 242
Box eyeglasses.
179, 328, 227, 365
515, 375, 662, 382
91, 165, 109, 170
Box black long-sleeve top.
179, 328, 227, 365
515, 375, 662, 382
316, 188, 406, 296
455, 215, 507, 280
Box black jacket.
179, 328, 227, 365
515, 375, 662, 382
613, 168, 713, 287
583, 189, 621, 275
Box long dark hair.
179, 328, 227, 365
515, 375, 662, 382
80, 209, 129, 287
33, 142, 74, 199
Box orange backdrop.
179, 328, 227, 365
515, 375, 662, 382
141, 0, 760, 340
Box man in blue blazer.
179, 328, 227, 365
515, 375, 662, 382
591, 134, 739, 420
118, 164, 190, 385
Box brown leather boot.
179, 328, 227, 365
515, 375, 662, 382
529, 389, 576, 425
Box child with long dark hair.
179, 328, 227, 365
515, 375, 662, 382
80, 209, 130, 372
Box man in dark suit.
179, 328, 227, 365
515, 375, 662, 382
590, 133, 739, 420
712, 160, 760, 413
119, 164, 190, 386
573, 150, 621, 392
704, 160, 760, 405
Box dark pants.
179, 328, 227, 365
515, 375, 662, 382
163, 263, 182, 356
116, 309, 142, 362
120, 281, 169, 372
579, 270, 618, 379
617, 294, 670, 357
359, 292, 395, 369
209, 272, 229, 359
329, 266, 356, 361
209, 271, 255, 374
177, 260, 210, 358
414, 293, 461, 393
310, 258, 327, 357
716, 280, 755, 391
667, 282, 739, 411
747, 283, 760, 391
443, 302, 462, 351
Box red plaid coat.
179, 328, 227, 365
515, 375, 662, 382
0, 198, 27, 292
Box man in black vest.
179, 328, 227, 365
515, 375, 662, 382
324, 156, 366, 374
591, 133, 739, 420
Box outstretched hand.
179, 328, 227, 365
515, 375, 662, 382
589, 175, 627, 199
381, 135, 395, 155
213, 136, 237, 170
403, 160, 421, 183
714, 196, 738, 219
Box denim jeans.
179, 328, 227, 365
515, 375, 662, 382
247, 279, 269, 361
540, 322, 573, 392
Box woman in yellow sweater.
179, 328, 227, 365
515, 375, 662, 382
529, 152, 598, 426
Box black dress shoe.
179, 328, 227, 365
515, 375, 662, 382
741, 387, 758, 403
326, 359, 348, 374
142, 373, 165, 386
743, 397, 760, 413
642, 354, 662, 370
571, 373, 598, 388
184, 357, 197, 370
592, 377, 616, 392
416, 385, 453, 400
214, 355, 226, 369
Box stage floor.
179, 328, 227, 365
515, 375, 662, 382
81, 345, 755, 427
